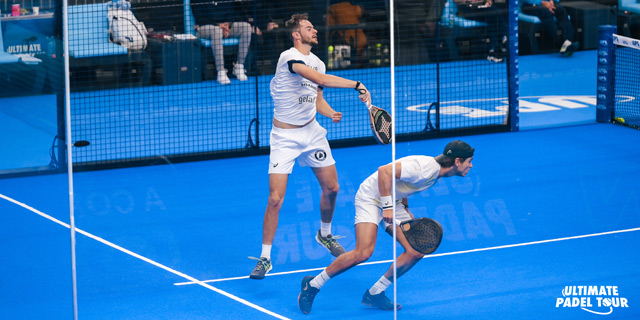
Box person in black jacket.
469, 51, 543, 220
191, 0, 252, 84
521, 0, 579, 56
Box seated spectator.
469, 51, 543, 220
191, 0, 252, 84
521, 0, 579, 56
453, 0, 509, 62
327, 1, 367, 65
395, 0, 447, 64
254, 2, 289, 69
255, 1, 314, 73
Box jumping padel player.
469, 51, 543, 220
298, 140, 475, 313
249, 13, 371, 279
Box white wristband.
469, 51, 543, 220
380, 195, 393, 209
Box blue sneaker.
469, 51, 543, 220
298, 276, 320, 314
361, 290, 401, 310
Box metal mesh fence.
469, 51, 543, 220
61, 0, 515, 168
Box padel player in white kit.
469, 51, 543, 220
298, 140, 475, 313
250, 13, 372, 279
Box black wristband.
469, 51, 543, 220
355, 81, 367, 94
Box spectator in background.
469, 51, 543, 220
255, 1, 314, 74
396, 0, 446, 38
255, 2, 290, 73
191, 0, 252, 84
521, 0, 579, 56
453, 0, 509, 62
395, 0, 447, 64
327, 1, 367, 66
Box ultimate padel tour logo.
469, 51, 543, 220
555, 285, 629, 315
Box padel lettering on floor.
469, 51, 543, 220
406, 95, 635, 117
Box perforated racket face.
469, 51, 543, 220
369, 106, 392, 144
401, 218, 443, 255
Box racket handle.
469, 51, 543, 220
365, 100, 372, 110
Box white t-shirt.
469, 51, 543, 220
270, 47, 326, 126
356, 156, 441, 204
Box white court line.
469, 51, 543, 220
175, 226, 640, 286
175, 259, 392, 285
0, 193, 290, 320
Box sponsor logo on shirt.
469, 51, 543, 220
299, 96, 317, 104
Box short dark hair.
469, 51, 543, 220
435, 154, 472, 168
435, 154, 456, 168
285, 13, 309, 42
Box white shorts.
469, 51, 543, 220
354, 194, 412, 230
268, 120, 335, 174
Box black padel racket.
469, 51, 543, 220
366, 100, 392, 144
400, 218, 443, 255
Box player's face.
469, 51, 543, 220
297, 20, 318, 46
456, 157, 473, 177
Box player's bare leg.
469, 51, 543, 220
383, 224, 425, 279
312, 165, 345, 256
354, 224, 425, 309
325, 222, 378, 277
262, 173, 289, 245
360, 225, 423, 310
299, 222, 377, 314
250, 173, 288, 279
312, 165, 339, 224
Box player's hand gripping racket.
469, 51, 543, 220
365, 100, 392, 144
400, 218, 443, 255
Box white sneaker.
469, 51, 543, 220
217, 70, 230, 85
560, 40, 579, 57
559, 39, 572, 53
233, 63, 248, 81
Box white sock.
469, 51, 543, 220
560, 40, 572, 52
369, 276, 392, 295
309, 270, 331, 289
260, 244, 272, 260
320, 222, 332, 238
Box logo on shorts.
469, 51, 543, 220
314, 150, 327, 161
270, 162, 279, 168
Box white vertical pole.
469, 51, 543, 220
389, 0, 397, 319
62, 0, 78, 319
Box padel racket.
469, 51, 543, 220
365, 100, 392, 145
400, 218, 443, 255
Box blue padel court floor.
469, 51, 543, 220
2, 50, 640, 319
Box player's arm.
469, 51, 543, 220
316, 87, 342, 123
401, 197, 414, 219
378, 162, 403, 224
290, 62, 370, 104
